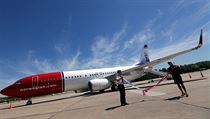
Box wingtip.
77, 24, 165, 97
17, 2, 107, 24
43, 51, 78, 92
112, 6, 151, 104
198, 29, 203, 47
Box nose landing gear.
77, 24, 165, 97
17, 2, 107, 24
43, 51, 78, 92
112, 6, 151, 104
26, 98, 32, 105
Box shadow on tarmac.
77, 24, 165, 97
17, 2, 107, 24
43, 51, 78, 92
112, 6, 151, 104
105, 105, 122, 110
164, 96, 182, 101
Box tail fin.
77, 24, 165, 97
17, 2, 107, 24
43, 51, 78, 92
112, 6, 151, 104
198, 29, 203, 48
137, 44, 150, 65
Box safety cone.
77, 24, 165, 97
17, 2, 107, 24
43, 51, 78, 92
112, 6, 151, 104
188, 73, 192, 79
200, 71, 204, 77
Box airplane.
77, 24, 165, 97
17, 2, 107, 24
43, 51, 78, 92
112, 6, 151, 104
0, 30, 203, 105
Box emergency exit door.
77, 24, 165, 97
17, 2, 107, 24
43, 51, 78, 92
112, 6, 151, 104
32, 76, 39, 87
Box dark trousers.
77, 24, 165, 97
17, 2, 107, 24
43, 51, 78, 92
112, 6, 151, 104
118, 84, 126, 105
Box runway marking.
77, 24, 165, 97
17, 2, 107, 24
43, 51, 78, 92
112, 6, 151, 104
128, 90, 165, 96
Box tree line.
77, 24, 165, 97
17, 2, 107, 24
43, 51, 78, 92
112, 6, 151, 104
133, 60, 210, 82
159, 60, 210, 73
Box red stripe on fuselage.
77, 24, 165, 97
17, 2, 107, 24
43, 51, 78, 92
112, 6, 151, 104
4, 72, 63, 99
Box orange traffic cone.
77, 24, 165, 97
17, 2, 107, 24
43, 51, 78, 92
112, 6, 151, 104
200, 71, 204, 77
188, 73, 192, 79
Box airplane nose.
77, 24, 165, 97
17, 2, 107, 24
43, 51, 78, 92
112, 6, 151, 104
0, 88, 6, 95
0, 87, 10, 96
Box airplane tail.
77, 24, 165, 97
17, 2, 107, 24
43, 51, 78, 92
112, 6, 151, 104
137, 44, 150, 65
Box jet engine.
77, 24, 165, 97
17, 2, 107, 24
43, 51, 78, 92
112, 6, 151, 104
88, 79, 110, 91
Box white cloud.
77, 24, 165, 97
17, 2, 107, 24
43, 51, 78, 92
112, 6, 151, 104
17, 59, 56, 75
18, 50, 81, 75
150, 39, 196, 60
82, 25, 127, 68
150, 24, 210, 60
123, 28, 154, 49
54, 43, 64, 54
33, 59, 57, 72
171, 0, 210, 27
192, 1, 210, 21
161, 20, 178, 42
91, 24, 126, 55
13, 23, 208, 79
58, 51, 81, 70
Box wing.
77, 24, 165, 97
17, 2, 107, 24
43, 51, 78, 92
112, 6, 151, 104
123, 29, 203, 74
106, 30, 203, 81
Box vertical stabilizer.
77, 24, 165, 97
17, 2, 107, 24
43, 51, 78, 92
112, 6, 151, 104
137, 44, 150, 65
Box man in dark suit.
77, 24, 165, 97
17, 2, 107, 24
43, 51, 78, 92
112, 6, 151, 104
116, 70, 128, 106
168, 62, 188, 97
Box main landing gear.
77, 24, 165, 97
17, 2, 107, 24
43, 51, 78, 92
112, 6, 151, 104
26, 98, 32, 105
111, 84, 118, 91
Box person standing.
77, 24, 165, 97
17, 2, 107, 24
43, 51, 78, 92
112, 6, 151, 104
116, 70, 128, 106
168, 62, 188, 97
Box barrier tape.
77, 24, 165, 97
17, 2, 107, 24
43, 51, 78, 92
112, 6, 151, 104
142, 67, 176, 96
142, 72, 170, 96
122, 67, 176, 96
124, 78, 143, 92
123, 72, 171, 96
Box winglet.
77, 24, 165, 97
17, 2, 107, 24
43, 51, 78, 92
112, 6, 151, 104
198, 29, 203, 48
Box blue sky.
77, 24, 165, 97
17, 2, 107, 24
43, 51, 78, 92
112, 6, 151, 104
0, 0, 209, 90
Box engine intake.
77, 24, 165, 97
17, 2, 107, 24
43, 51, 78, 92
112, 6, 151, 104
88, 79, 110, 91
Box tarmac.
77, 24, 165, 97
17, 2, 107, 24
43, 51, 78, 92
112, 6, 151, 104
0, 70, 209, 119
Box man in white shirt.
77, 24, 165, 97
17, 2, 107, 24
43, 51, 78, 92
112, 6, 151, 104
116, 70, 128, 106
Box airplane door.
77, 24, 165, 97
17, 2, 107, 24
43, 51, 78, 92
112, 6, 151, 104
32, 76, 39, 87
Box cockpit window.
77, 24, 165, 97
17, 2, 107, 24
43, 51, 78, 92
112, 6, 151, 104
15, 81, 22, 85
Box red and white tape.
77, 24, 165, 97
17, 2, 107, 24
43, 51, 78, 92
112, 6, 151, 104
142, 67, 176, 96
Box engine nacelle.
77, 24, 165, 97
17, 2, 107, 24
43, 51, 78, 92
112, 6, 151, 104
88, 79, 110, 91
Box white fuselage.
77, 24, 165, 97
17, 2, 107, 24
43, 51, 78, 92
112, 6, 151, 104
62, 65, 146, 91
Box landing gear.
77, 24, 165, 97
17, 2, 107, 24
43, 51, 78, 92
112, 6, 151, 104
26, 98, 32, 105
111, 84, 118, 91
99, 90, 105, 93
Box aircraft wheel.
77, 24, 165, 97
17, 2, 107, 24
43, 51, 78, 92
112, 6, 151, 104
111, 84, 118, 91
99, 90, 105, 93
26, 100, 32, 105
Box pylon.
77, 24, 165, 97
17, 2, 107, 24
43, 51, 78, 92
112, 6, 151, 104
188, 73, 192, 79
200, 71, 204, 77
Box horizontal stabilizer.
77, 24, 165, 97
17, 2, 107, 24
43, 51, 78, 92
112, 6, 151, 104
146, 70, 172, 79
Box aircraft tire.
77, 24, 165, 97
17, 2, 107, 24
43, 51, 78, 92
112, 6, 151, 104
111, 84, 118, 91
26, 100, 32, 105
